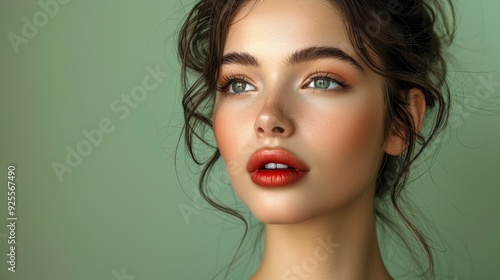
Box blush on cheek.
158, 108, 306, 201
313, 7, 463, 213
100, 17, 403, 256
344, 107, 383, 151
307, 100, 385, 182
342, 104, 386, 180
324, 105, 381, 146
213, 113, 232, 158
213, 109, 251, 177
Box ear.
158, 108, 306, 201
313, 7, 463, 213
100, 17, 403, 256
384, 88, 426, 156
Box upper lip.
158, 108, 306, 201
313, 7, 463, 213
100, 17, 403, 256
246, 147, 309, 172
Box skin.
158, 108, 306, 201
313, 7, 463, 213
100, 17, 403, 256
212, 0, 426, 279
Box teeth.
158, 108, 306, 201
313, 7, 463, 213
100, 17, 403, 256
264, 163, 289, 169
265, 163, 276, 169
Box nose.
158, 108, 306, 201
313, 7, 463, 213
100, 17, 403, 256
254, 96, 295, 138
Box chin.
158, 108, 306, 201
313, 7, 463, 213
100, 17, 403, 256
247, 202, 320, 225
253, 213, 312, 225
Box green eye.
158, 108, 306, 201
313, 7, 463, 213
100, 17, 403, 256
231, 82, 245, 93
307, 78, 340, 90
314, 79, 331, 89
229, 81, 256, 93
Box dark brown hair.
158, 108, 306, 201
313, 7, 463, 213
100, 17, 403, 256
177, 0, 456, 278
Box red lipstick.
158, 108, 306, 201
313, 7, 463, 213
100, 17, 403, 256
247, 148, 309, 187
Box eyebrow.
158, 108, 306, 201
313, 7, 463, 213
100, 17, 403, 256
221, 46, 363, 72
221, 52, 259, 67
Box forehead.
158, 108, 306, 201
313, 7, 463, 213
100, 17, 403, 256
224, 0, 354, 56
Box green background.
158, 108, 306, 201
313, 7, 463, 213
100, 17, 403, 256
0, 0, 499, 279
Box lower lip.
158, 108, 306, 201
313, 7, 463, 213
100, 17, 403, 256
249, 169, 307, 187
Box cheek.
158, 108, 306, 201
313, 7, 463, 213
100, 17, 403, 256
332, 106, 383, 153
305, 96, 386, 187
213, 103, 252, 176
213, 106, 234, 161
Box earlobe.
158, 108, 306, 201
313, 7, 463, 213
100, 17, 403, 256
384, 88, 426, 156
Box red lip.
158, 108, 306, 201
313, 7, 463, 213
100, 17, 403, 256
247, 148, 309, 187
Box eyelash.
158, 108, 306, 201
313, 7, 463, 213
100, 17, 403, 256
215, 71, 350, 95
305, 71, 350, 93
216, 73, 252, 94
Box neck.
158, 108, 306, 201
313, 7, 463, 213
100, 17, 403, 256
250, 191, 392, 280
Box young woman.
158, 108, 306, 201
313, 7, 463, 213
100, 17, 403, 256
178, 0, 456, 279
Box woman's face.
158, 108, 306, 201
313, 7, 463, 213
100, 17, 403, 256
213, 0, 392, 224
